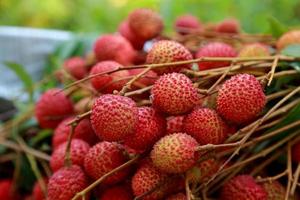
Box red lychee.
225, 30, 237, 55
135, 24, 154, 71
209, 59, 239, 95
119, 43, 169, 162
124, 107, 166, 152
90, 94, 138, 141
166, 115, 185, 134
151, 133, 199, 173
131, 160, 168, 200
277, 30, 300, 50
174, 14, 201, 35
50, 139, 90, 172
216, 18, 240, 34
220, 175, 267, 200
90, 61, 130, 93
260, 181, 288, 200
128, 8, 163, 40
32, 178, 48, 200
52, 117, 97, 149
146, 40, 193, 75
151, 73, 200, 115
239, 43, 270, 57
166, 193, 187, 200
195, 42, 237, 70
93, 34, 136, 65
118, 20, 146, 50
63, 56, 87, 80
0, 179, 19, 200
183, 107, 230, 145
35, 88, 74, 129
216, 74, 266, 124
99, 185, 133, 200
84, 141, 130, 185
47, 165, 89, 200
292, 141, 300, 163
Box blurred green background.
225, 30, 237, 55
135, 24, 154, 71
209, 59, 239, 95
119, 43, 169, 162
0, 0, 300, 34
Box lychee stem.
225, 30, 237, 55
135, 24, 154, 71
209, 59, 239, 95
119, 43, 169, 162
67, 111, 91, 126
286, 142, 293, 200
290, 162, 300, 195
64, 122, 77, 167
267, 55, 279, 86
71, 155, 140, 200
256, 170, 288, 183
185, 176, 192, 200
195, 142, 240, 152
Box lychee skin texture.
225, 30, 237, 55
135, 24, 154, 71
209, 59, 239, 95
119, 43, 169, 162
216, 74, 266, 124
277, 30, 300, 50
151, 73, 200, 115
183, 107, 230, 145
50, 139, 90, 172
292, 141, 300, 163
35, 89, 74, 129
166, 193, 187, 200
260, 181, 287, 200
220, 175, 267, 200
166, 115, 185, 134
175, 14, 201, 35
93, 34, 136, 65
84, 142, 129, 185
33, 178, 48, 200
128, 8, 163, 40
216, 18, 240, 34
118, 20, 146, 50
52, 117, 97, 149
47, 165, 89, 200
124, 107, 166, 152
0, 179, 19, 200
90, 61, 129, 93
90, 94, 138, 141
99, 185, 133, 200
63, 57, 87, 80
195, 42, 237, 70
151, 133, 199, 173
146, 40, 193, 75
239, 43, 270, 57
131, 161, 168, 200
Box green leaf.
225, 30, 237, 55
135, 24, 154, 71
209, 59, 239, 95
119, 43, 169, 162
267, 16, 288, 38
281, 44, 300, 57
4, 62, 34, 102
15, 155, 36, 191
289, 62, 300, 72
29, 129, 53, 146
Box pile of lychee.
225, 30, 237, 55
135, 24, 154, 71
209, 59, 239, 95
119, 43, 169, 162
2, 8, 300, 200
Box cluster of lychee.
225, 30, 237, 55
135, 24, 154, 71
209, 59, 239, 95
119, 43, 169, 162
2, 8, 300, 200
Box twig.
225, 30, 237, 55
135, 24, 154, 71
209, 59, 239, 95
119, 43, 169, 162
267, 55, 279, 86
195, 142, 240, 152
185, 176, 192, 200
64, 123, 77, 167
256, 170, 288, 182
290, 163, 300, 195
72, 155, 140, 200
286, 142, 293, 200
66, 111, 92, 126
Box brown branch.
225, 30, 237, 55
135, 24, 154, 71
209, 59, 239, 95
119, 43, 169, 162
267, 55, 279, 86
290, 163, 300, 195
256, 170, 288, 182
64, 123, 77, 167
286, 142, 293, 200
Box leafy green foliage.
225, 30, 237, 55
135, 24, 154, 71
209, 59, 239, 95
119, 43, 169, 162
281, 44, 300, 57
267, 16, 289, 38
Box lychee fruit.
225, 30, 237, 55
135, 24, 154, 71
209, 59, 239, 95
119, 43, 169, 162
90, 61, 130, 93
131, 160, 168, 200
151, 73, 200, 115
32, 178, 48, 200
195, 42, 237, 70
183, 107, 230, 145
124, 107, 166, 152
52, 117, 97, 149
174, 14, 201, 35
50, 139, 90, 172
151, 133, 199, 173
166, 115, 185, 134
93, 34, 136, 65
47, 165, 89, 200
0, 179, 19, 200
260, 181, 288, 200
292, 141, 300, 163
90, 94, 138, 141
166, 193, 187, 200
84, 141, 130, 185
277, 30, 300, 50
216, 18, 240, 34
99, 185, 133, 200
216, 74, 266, 124
220, 175, 267, 200
146, 40, 193, 75
35, 88, 74, 129
118, 20, 146, 50
63, 56, 87, 80
239, 43, 270, 57
128, 8, 163, 40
